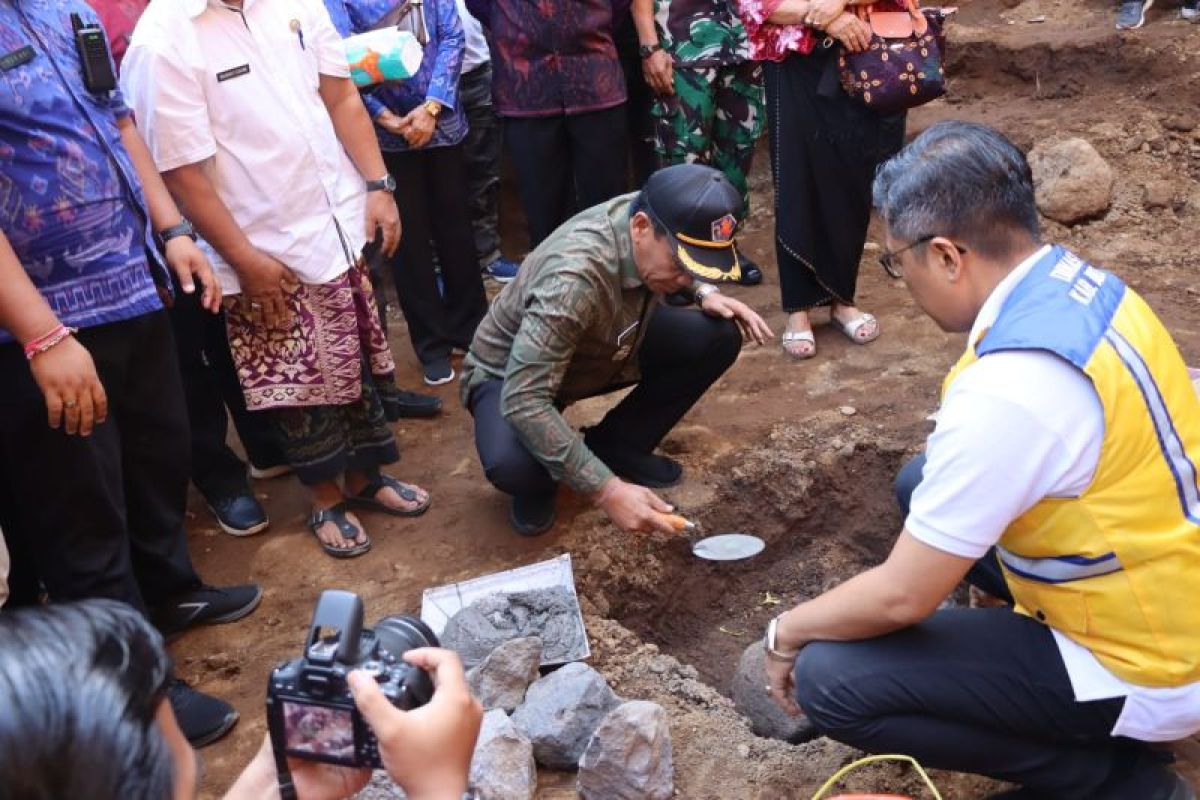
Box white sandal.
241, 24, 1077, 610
831, 312, 880, 345
782, 329, 817, 360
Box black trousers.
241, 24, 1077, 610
459, 63, 503, 267
614, 12, 658, 187
469, 305, 741, 497
792, 454, 1172, 799
384, 145, 489, 366
0, 311, 202, 613
503, 105, 630, 249
168, 280, 284, 500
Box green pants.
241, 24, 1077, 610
651, 60, 765, 210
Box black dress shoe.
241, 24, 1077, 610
510, 491, 557, 537
167, 680, 238, 747
738, 252, 764, 286
379, 385, 442, 420
207, 492, 269, 536
583, 429, 683, 488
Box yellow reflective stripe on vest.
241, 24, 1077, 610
1106, 328, 1200, 525
996, 546, 1123, 584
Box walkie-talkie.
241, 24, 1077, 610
71, 13, 116, 92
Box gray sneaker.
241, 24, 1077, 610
1182, 0, 1199, 20
1116, 0, 1153, 28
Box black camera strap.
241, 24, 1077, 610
273, 747, 298, 800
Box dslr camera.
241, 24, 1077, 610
266, 590, 438, 768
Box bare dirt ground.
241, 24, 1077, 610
184, 1, 1200, 795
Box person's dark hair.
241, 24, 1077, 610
0, 599, 175, 800
629, 192, 670, 238
872, 121, 1040, 260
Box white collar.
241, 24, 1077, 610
968, 244, 1053, 345
186, 0, 253, 19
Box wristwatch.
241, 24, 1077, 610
694, 282, 721, 307
157, 219, 196, 248
423, 98, 442, 117
764, 614, 799, 663
366, 174, 397, 193
639, 42, 663, 58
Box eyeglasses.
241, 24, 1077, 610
878, 235, 967, 279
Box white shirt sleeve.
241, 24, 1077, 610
304, 0, 351, 78
120, 42, 217, 172
906, 351, 1103, 559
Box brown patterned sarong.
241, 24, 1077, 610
225, 262, 395, 411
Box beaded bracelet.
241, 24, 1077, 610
23, 324, 77, 361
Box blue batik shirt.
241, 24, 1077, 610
322, 0, 467, 151
0, 0, 166, 344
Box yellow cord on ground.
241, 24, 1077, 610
811, 754, 943, 800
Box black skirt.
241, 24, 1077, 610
764, 45, 906, 312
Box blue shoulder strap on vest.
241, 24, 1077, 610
977, 246, 1127, 369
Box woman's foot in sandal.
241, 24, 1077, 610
345, 470, 431, 517
782, 311, 817, 360
308, 503, 370, 558
831, 303, 880, 345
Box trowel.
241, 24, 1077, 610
663, 514, 765, 562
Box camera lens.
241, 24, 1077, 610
373, 616, 438, 709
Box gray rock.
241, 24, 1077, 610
441, 587, 586, 666
470, 710, 537, 800
467, 637, 543, 712
1028, 137, 1114, 224
512, 662, 619, 769
730, 640, 810, 741
353, 772, 405, 799
577, 701, 673, 800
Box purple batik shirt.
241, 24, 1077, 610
466, 0, 626, 118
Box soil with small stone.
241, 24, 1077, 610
184, 1, 1200, 796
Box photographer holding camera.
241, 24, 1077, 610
0, 599, 482, 800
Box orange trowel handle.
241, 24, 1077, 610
661, 514, 693, 532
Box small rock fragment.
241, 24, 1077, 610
467, 637, 543, 712
1143, 180, 1177, 211
839, 405, 857, 416
512, 662, 620, 769
577, 701, 673, 800
470, 710, 537, 800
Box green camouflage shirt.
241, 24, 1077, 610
461, 194, 658, 495
654, 0, 751, 67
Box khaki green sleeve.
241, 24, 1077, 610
499, 272, 615, 495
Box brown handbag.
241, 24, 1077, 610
837, 0, 949, 114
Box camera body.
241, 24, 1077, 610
266, 590, 437, 768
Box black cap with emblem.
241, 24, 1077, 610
640, 163, 745, 284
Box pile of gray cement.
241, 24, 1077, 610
441, 587, 586, 666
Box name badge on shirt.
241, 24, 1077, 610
0, 45, 36, 72
217, 64, 251, 82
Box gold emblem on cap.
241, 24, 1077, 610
676, 244, 742, 282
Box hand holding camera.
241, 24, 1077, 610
348, 648, 482, 800
259, 590, 482, 800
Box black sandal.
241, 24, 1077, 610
347, 474, 432, 517
307, 503, 371, 558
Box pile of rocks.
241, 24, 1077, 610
467, 636, 674, 800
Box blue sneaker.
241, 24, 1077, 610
483, 257, 520, 283
1183, 0, 1199, 20
1116, 0, 1152, 28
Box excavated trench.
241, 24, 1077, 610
607, 439, 910, 693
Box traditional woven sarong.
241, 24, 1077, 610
225, 262, 395, 411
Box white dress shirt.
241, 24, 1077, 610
908, 245, 1200, 743
122, 0, 370, 294
455, 0, 490, 73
